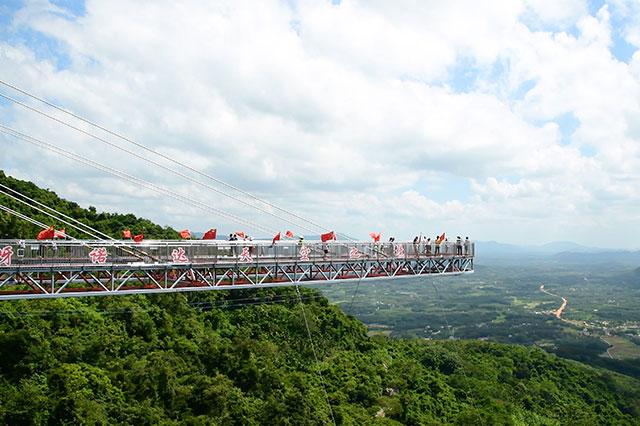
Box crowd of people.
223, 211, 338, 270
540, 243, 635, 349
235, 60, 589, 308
410, 235, 472, 256
223, 231, 472, 259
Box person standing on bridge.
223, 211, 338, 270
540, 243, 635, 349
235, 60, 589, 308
388, 237, 395, 257
425, 237, 431, 255
456, 236, 463, 255
228, 234, 237, 256
434, 236, 440, 255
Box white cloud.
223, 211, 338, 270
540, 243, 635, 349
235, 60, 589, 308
608, 0, 640, 48
522, 0, 589, 29
1, 0, 640, 247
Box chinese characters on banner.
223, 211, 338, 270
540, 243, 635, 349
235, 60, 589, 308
299, 246, 311, 261
171, 247, 189, 263
89, 247, 108, 264
394, 245, 404, 257
0, 246, 13, 266
239, 247, 253, 262
349, 247, 360, 259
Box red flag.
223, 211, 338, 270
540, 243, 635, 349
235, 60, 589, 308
54, 229, 66, 239
133, 234, 144, 243
272, 232, 281, 244
369, 232, 381, 242
321, 231, 336, 242
179, 229, 191, 239
37, 226, 55, 240
203, 229, 217, 240
285, 230, 294, 238
439, 233, 446, 243
236, 232, 245, 239
123, 230, 132, 239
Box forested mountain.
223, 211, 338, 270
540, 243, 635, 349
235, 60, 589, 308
0, 290, 639, 425
0, 172, 640, 424
0, 171, 180, 240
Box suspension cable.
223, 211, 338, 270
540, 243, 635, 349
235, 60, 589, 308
0, 187, 103, 239
1, 124, 375, 258
0, 89, 328, 237
0, 80, 347, 237
0, 201, 154, 260
0, 182, 114, 241
0, 203, 57, 233
295, 285, 337, 426
0, 125, 277, 236
431, 280, 484, 426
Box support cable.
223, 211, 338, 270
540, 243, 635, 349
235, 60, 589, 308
0, 182, 114, 241
0, 125, 276, 236
1, 124, 376, 259
431, 280, 484, 426
0, 80, 348, 238
0, 89, 325, 237
295, 285, 337, 426
0, 85, 377, 258
346, 277, 363, 316
0, 187, 103, 240
0, 204, 57, 234
0, 185, 152, 260
0, 202, 152, 260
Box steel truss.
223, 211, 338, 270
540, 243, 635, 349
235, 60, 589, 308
0, 256, 473, 300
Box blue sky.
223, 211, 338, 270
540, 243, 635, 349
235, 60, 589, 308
1, 0, 640, 248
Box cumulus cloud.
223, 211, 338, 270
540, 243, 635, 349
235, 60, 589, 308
1, 0, 639, 247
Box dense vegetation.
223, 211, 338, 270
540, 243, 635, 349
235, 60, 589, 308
0, 171, 180, 240
1, 172, 640, 424
324, 261, 640, 380
1, 289, 640, 425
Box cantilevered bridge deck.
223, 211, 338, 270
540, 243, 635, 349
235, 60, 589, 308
0, 239, 474, 300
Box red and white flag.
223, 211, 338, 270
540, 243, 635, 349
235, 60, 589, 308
179, 229, 191, 239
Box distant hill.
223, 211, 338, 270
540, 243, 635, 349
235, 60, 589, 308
477, 240, 609, 256
476, 240, 639, 267
552, 250, 640, 264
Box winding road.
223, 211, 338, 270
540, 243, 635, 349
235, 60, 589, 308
540, 285, 568, 319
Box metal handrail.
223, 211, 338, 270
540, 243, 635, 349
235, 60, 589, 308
0, 239, 475, 267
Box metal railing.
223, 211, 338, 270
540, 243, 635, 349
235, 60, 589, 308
0, 239, 474, 268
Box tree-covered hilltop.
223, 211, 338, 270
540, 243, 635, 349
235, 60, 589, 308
0, 171, 180, 239
0, 288, 639, 425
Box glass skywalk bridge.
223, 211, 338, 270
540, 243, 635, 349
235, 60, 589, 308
0, 239, 474, 300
